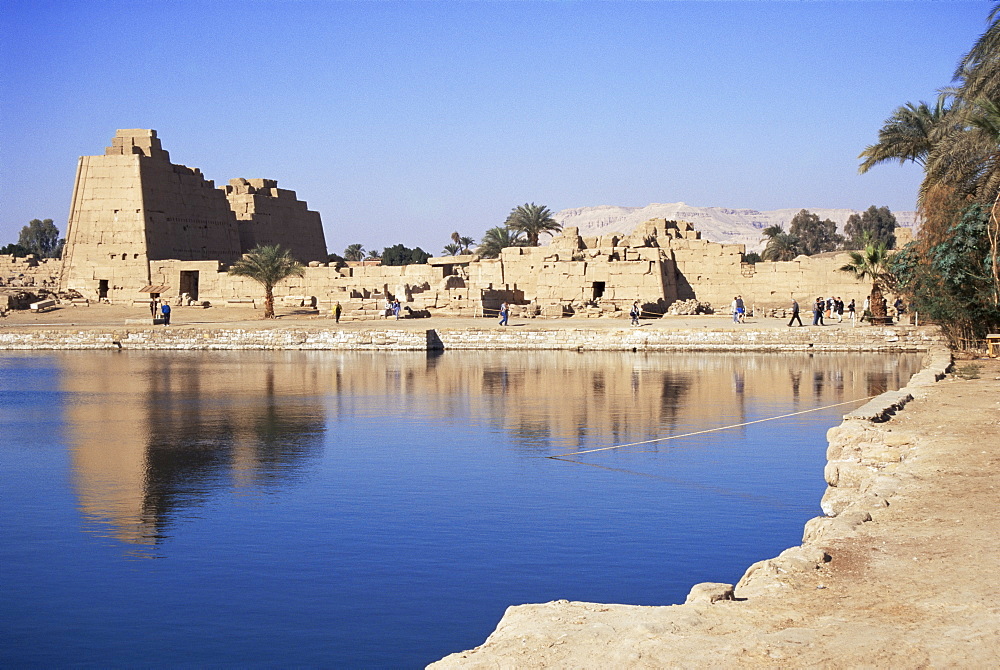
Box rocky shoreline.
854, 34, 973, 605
428, 345, 1000, 668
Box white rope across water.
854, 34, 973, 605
546, 395, 876, 460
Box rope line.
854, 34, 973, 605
546, 395, 875, 459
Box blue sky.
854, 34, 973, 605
0, 1, 992, 255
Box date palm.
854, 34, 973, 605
760, 225, 802, 261
442, 243, 461, 256
343, 244, 365, 262
858, 97, 954, 174
228, 244, 305, 319
505, 203, 562, 246
839, 239, 896, 319
476, 226, 526, 259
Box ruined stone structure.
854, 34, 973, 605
60, 130, 326, 302
51, 129, 882, 315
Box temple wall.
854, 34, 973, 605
225, 178, 328, 263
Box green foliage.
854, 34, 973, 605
743, 251, 762, 264
17, 219, 63, 258
760, 225, 802, 261
477, 226, 527, 259
381, 244, 431, 266
788, 209, 844, 255
891, 205, 1000, 343
442, 243, 461, 256
845, 206, 898, 249
327, 252, 345, 265
343, 243, 365, 262
365, 249, 381, 260
505, 203, 561, 246
0, 243, 31, 257
839, 239, 897, 317
227, 245, 305, 319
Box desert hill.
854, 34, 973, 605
551, 203, 917, 252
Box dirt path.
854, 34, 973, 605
430, 359, 1000, 668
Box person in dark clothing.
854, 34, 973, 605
813, 297, 824, 326
161, 302, 171, 325
788, 298, 803, 327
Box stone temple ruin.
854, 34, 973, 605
5, 129, 875, 318
59, 129, 327, 303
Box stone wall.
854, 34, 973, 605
0, 255, 61, 288
60, 130, 327, 304
0, 325, 944, 352
225, 178, 328, 263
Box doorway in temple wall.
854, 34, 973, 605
179, 271, 199, 300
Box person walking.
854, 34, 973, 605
835, 297, 844, 323
788, 297, 803, 327
392, 299, 401, 320
630, 301, 640, 326
334, 301, 342, 324
499, 301, 509, 326
731, 296, 740, 324
847, 298, 856, 326
736, 295, 746, 323
160, 301, 171, 326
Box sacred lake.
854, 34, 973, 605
0, 350, 922, 667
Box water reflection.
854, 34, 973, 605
61, 353, 326, 550
56, 350, 922, 553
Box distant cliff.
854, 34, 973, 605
552, 203, 917, 252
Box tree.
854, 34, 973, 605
858, 97, 954, 173
0, 243, 31, 257
343, 244, 365, 262
844, 206, 898, 249
892, 204, 1000, 343
365, 249, 382, 260
476, 226, 527, 259
442, 243, 461, 256
505, 203, 562, 246
838, 239, 897, 319
858, 3, 1000, 332
760, 225, 802, 261
381, 244, 431, 266
227, 245, 305, 319
17, 219, 63, 258
743, 251, 762, 264
458, 236, 476, 254
787, 209, 844, 255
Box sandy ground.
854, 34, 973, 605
0, 302, 863, 332
429, 358, 1000, 668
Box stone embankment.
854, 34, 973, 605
431, 346, 1000, 668
0, 324, 943, 351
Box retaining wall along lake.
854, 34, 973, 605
0, 325, 944, 351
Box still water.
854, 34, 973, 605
0, 350, 921, 667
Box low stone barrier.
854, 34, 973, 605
0, 325, 945, 352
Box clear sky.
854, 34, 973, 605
0, 1, 992, 256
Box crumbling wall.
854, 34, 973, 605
225, 178, 328, 263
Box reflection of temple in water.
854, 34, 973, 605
62, 353, 327, 547
62, 350, 922, 548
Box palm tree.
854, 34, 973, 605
955, 4, 1000, 102
838, 239, 897, 319
476, 226, 526, 259
858, 97, 955, 174
343, 244, 365, 262
442, 243, 461, 256
227, 245, 305, 319
760, 225, 802, 261
365, 249, 382, 261
505, 203, 562, 246
458, 236, 476, 254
